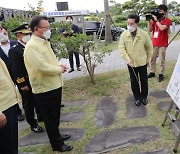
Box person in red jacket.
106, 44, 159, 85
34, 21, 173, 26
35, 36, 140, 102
147, 4, 171, 82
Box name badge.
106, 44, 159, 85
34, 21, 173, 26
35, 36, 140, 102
154, 31, 158, 38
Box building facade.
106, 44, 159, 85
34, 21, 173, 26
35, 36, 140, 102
41, 10, 90, 33
0, 7, 29, 22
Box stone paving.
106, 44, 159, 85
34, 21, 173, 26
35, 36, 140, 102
61, 111, 85, 122
18, 100, 87, 148
149, 90, 170, 99
18, 91, 176, 153
84, 126, 160, 154
19, 152, 34, 154
62, 99, 88, 107
158, 101, 176, 111
126, 95, 147, 119
18, 120, 29, 133
131, 149, 170, 154
94, 96, 118, 127
19, 128, 85, 147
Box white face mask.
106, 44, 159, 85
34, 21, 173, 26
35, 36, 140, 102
66, 19, 72, 23
0, 32, 9, 42
43, 30, 51, 39
127, 26, 136, 33
22, 35, 31, 43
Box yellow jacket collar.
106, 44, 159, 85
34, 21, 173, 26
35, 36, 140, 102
31, 35, 47, 44
126, 28, 140, 37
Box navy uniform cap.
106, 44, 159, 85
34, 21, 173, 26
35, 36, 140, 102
11, 24, 31, 34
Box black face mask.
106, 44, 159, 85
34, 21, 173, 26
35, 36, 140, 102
157, 13, 165, 20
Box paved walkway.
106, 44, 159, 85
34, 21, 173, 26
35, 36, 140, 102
61, 40, 180, 80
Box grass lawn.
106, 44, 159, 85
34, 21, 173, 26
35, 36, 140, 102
19, 59, 180, 154
169, 33, 180, 42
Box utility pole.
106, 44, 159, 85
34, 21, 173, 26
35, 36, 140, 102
104, 0, 112, 44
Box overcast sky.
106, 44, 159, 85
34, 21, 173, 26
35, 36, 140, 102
0, 0, 179, 12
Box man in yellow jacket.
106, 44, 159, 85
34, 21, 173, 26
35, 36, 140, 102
24, 16, 73, 152
119, 14, 153, 106
0, 58, 18, 154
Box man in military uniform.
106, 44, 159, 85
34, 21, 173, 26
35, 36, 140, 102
9, 24, 43, 133
0, 25, 24, 121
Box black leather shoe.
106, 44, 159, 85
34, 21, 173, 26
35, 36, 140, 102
31, 125, 44, 133
68, 68, 74, 73
53, 144, 73, 152
135, 100, 141, 106
148, 72, 155, 78
61, 104, 65, 107
77, 67, 81, 71
142, 98, 148, 105
62, 134, 70, 141
158, 74, 164, 82
17, 115, 24, 121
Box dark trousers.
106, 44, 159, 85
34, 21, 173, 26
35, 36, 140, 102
13, 82, 22, 116
34, 87, 64, 149
20, 88, 40, 127
17, 88, 25, 116
17, 103, 22, 116
0, 104, 18, 154
69, 51, 80, 69
127, 65, 148, 101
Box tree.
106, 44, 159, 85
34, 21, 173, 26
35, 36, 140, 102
85, 13, 99, 21
104, 0, 113, 44
2, 0, 44, 40
28, 0, 43, 17
1, 15, 29, 40
50, 22, 111, 84
168, 1, 180, 12
168, 1, 177, 12
122, 0, 157, 15
176, 4, 180, 12
109, 1, 123, 16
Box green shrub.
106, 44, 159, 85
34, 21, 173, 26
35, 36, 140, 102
113, 21, 127, 29
139, 20, 148, 29
113, 15, 127, 23
1, 15, 30, 40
